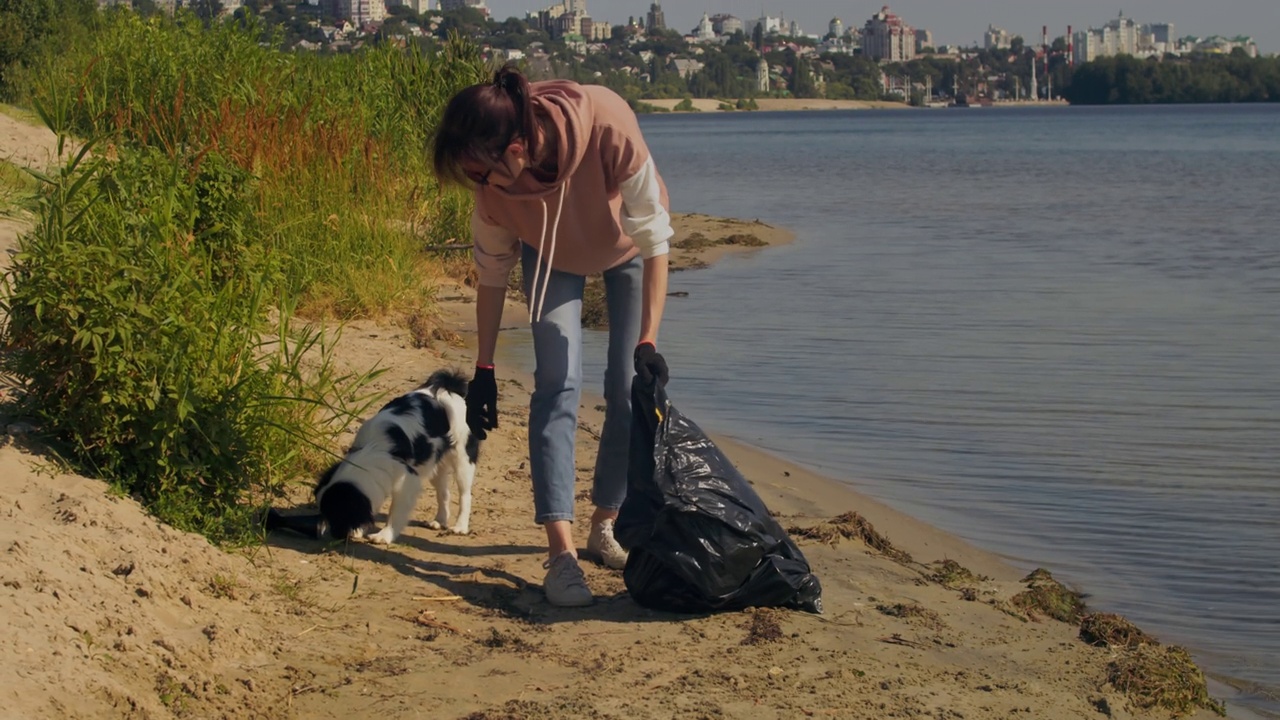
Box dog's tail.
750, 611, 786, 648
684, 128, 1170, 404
421, 368, 469, 399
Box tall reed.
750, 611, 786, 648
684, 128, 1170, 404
10, 10, 489, 318
0, 11, 491, 541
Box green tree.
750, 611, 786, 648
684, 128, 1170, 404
435, 6, 489, 38
788, 51, 815, 97
1062, 54, 1279, 104
1, 0, 95, 94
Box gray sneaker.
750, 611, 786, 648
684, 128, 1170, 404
587, 518, 629, 570
542, 552, 593, 607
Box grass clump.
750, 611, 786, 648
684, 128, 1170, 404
1010, 568, 1087, 623
1079, 612, 1157, 649
788, 511, 913, 565
1107, 645, 1225, 717
926, 559, 990, 588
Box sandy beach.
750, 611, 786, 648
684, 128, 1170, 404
0, 109, 1227, 719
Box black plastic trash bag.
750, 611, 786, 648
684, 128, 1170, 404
615, 376, 823, 614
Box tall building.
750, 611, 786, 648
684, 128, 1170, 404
744, 16, 784, 37
711, 14, 742, 36
861, 5, 915, 62
914, 28, 933, 51
1144, 22, 1175, 45
387, 0, 430, 12
440, 0, 488, 15
646, 1, 665, 32
1141, 23, 1176, 54
694, 13, 715, 41
1073, 12, 1140, 63
756, 56, 770, 92
341, 0, 386, 24
984, 24, 1011, 50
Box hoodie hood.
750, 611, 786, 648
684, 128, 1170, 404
486, 80, 591, 202
471, 81, 670, 317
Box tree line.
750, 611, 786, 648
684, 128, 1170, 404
1063, 52, 1279, 104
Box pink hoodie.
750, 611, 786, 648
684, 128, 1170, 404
470, 81, 673, 310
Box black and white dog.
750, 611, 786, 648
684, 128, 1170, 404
314, 369, 482, 545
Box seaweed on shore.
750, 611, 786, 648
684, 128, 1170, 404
925, 559, 990, 589
1079, 613, 1157, 649
1107, 645, 1226, 717
719, 233, 766, 247
1010, 568, 1087, 623
877, 603, 945, 631
676, 231, 715, 251
787, 511, 913, 565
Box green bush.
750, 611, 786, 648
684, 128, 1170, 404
0, 130, 378, 543
673, 96, 699, 112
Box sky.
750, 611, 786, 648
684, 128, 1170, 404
482, 0, 1278, 53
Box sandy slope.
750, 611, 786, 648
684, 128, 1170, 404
0, 108, 1224, 720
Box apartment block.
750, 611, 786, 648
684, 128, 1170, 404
861, 5, 915, 62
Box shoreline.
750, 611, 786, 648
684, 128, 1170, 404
423, 216, 1229, 718
432, 213, 1017, 585
0, 109, 1231, 718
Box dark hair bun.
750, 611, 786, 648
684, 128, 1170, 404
494, 64, 523, 93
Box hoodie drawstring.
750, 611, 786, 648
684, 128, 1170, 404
528, 178, 569, 324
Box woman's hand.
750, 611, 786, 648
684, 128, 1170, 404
634, 342, 669, 387
466, 365, 499, 434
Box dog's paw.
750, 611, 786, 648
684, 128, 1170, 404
426, 519, 443, 530
367, 528, 396, 545
448, 525, 470, 536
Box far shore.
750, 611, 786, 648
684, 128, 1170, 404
638, 97, 1077, 113
641, 97, 911, 113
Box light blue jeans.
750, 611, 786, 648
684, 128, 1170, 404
521, 242, 642, 524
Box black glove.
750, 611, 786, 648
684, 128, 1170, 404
466, 365, 498, 435
633, 342, 669, 388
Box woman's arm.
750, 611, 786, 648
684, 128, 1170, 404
470, 208, 520, 364
619, 156, 674, 344
475, 284, 506, 366
639, 254, 668, 346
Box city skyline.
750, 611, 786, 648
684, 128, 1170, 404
481, 0, 1276, 53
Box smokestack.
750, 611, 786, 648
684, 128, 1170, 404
1042, 25, 1050, 90
1067, 25, 1074, 66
